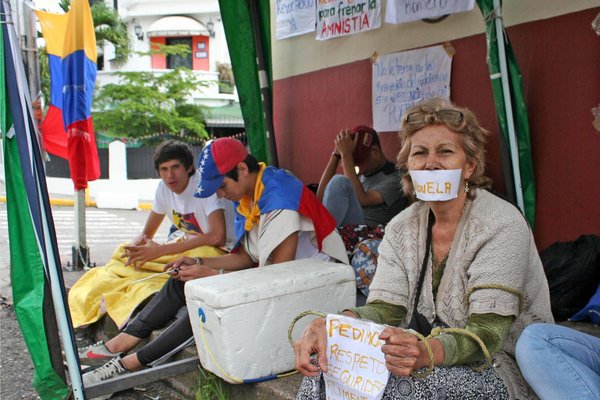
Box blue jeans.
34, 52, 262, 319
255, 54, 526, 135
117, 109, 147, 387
322, 175, 365, 226
516, 323, 600, 400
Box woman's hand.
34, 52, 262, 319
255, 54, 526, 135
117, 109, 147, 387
379, 327, 422, 376
294, 317, 328, 376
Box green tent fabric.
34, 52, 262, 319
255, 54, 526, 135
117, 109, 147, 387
218, 0, 273, 164
477, 0, 536, 227
1, 5, 70, 398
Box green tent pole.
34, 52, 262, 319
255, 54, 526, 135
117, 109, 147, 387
218, 0, 271, 163
477, 0, 536, 227
248, 0, 278, 166
492, 0, 524, 213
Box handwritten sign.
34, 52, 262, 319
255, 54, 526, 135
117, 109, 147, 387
324, 315, 389, 400
316, 0, 381, 41
372, 45, 452, 132
385, 0, 475, 24
276, 0, 316, 40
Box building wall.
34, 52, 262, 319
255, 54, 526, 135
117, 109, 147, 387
271, 4, 600, 250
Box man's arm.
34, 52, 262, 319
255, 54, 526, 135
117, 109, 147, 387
337, 134, 385, 207
147, 209, 227, 254
168, 246, 255, 281
316, 153, 341, 201
132, 211, 165, 245
269, 231, 298, 264
169, 230, 300, 281
125, 209, 228, 268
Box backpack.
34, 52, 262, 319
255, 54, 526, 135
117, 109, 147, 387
540, 234, 600, 321
350, 238, 382, 297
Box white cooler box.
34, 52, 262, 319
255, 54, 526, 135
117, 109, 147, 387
185, 259, 356, 383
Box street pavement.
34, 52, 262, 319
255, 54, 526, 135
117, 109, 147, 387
0, 201, 171, 304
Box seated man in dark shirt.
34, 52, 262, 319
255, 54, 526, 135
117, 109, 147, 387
317, 125, 408, 227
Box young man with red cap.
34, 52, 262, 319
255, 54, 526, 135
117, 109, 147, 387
182, 136, 348, 274
81, 138, 348, 392
317, 126, 408, 227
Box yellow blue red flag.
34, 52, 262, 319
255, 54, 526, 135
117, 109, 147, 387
35, 0, 100, 190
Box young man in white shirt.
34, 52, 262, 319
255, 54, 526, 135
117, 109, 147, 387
123, 140, 236, 267
75, 141, 235, 373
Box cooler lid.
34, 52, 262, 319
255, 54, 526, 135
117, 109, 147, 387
184, 259, 354, 308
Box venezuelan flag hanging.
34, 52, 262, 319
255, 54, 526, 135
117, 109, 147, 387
35, 0, 100, 190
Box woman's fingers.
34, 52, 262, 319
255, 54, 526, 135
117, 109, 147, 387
380, 327, 421, 375
293, 318, 328, 376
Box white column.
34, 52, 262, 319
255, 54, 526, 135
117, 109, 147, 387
109, 140, 127, 181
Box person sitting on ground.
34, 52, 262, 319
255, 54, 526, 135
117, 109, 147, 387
316, 125, 408, 228
123, 140, 236, 266
81, 137, 348, 393
294, 97, 554, 399
516, 323, 600, 400
317, 126, 409, 299
69, 140, 236, 330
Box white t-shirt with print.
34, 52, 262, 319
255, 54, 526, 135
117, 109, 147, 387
152, 171, 236, 248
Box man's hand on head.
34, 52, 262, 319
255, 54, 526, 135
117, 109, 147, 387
335, 128, 358, 159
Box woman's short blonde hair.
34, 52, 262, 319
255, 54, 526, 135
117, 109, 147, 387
397, 97, 492, 199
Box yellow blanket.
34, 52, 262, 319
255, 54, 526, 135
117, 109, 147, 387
68, 243, 224, 329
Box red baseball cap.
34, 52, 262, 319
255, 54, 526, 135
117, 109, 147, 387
195, 137, 248, 198
351, 125, 379, 164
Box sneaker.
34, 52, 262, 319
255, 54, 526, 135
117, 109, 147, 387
78, 341, 121, 363
83, 355, 128, 399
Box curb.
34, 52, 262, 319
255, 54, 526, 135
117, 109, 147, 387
0, 196, 153, 210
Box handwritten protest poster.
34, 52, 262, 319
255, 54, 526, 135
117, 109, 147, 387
324, 315, 389, 400
385, 0, 475, 24
316, 0, 381, 41
372, 45, 452, 132
276, 0, 316, 40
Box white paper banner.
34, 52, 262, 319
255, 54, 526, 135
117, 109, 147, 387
385, 0, 475, 24
316, 0, 381, 41
276, 0, 316, 40
372, 45, 452, 132
324, 315, 389, 400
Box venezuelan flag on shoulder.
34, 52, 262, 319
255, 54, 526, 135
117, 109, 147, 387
35, 0, 100, 190
235, 166, 338, 251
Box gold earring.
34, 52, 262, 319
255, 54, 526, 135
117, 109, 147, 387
464, 181, 470, 193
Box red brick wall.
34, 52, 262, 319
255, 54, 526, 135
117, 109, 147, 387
273, 8, 600, 250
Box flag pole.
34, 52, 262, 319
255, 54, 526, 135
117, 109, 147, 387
20, 0, 40, 101
492, 0, 524, 214
247, 0, 278, 167
21, 0, 67, 382
40, 196, 87, 400
73, 188, 90, 270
